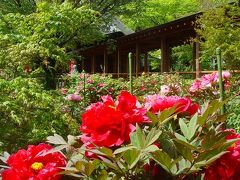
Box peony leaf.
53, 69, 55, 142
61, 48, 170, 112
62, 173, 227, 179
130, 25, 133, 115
144, 144, 159, 153
100, 156, 119, 171
150, 150, 173, 173
46, 134, 67, 145
176, 158, 191, 174
158, 106, 177, 123
98, 147, 113, 157
201, 129, 228, 150
97, 170, 108, 180
198, 99, 227, 125
0, 152, 10, 163
130, 124, 145, 149
198, 138, 240, 162
113, 145, 136, 155
41, 144, 68, 157
179, 119, 190, 140
85, 162, 95, 176
145, 127, 162, 147
175, 133, 187, 142
147, 111, 159, 124
174, 139, 194, 162
188, 113, 199, 140
173, 139, 198, 151
123, 149, 141, 169
194, 151, 227, 169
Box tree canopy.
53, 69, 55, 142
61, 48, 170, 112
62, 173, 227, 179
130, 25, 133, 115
197, 1, 240, 69
119, 0, 199, 31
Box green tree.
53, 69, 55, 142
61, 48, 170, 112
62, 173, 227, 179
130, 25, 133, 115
0, 2, 103, 78
120, 0, 199, 31
197, 1, 240, 69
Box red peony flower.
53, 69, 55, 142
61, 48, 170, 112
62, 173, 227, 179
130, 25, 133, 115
145, 95, 199, 116
80, 91, 149, 147
204, 130, 240, 180
1, 143, 66, 180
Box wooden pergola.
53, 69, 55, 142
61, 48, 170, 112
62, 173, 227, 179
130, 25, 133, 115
78, 13, 202, 78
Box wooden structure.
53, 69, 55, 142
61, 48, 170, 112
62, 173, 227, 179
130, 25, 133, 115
78, 13, 202, 77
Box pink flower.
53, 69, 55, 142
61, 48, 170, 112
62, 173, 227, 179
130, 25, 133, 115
60, 88, 68, 95
87, 79, 94, 84
160, 85, 170, 95
145, 95, 199, 116
67, 94, 81, 102
140, 85, 145, 92
189, 79, 203, 93
222, 71, 231, 79
97, 83, 105, 88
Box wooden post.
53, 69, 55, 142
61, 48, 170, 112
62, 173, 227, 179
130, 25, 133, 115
195, 41, 201, 78
144, 52, 148, 73
129, 53, 133, 94
193, 34, 201, 78
117, 49, 120, 78
160, 38, 170, 73
136, 43, 140, 77
104, 50, 108, 74
81, 57, 85, 71
91, 56, 96, 74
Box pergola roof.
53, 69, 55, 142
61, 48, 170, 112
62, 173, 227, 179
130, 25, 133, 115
80, 12, 202, 55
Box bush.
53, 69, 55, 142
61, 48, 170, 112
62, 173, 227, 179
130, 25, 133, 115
0, 77, 79, 153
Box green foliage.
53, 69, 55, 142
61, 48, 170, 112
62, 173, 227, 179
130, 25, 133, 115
0, 77, 78, 153
227, 96, 240, 132
42, 99, 236, 179
197, 2, 240, 69
171, 45, 194, 72
120, 0, 199, 31
0, 2, 103, 78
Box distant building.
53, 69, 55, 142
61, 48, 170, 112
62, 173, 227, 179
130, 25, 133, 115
79, 13, 202, 77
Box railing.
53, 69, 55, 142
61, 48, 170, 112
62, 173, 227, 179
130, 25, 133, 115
90, 70, 240, 79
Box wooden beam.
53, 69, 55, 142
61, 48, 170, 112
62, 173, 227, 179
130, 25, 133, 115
160, 38, 170, 73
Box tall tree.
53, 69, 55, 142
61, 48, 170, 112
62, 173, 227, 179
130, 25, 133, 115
196, 0, 240, 69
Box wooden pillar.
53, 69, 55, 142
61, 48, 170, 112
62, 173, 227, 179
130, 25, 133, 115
103, 50, 108, 74
192, 43, 196, 72
160, 38, 170, 73
91, 56, 96, 74
81, 57, 85, 71
117, 49, 121, 78
193, 38, 201, 78
144, 52, 148, 73
136, 43, 140, 77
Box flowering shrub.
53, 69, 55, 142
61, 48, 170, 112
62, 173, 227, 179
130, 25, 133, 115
0, 77, 78, 153
1, 143, 66, 180
132, 73, 186, 96
204, 129, 240, 180
1, 91, 238, 180
189, 71, 231, 100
